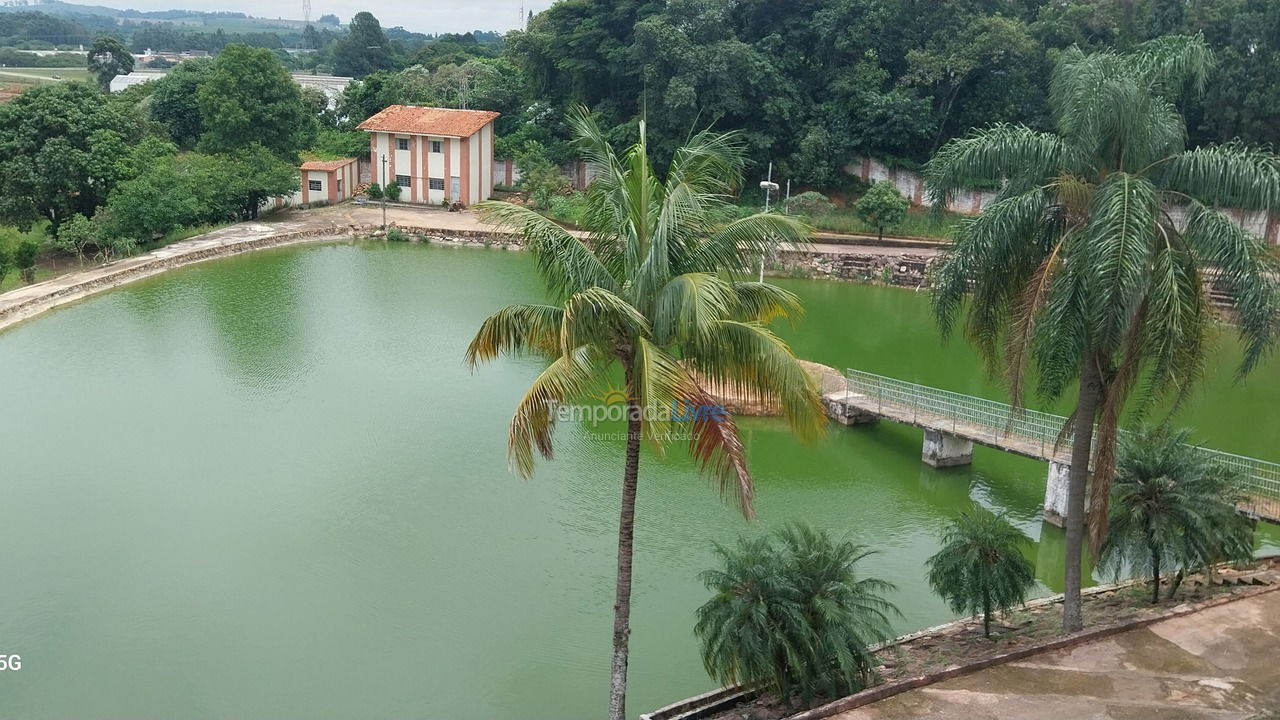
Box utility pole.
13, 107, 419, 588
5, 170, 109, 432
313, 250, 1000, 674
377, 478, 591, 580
758, 162, 779, 282
380, 153, 388, 230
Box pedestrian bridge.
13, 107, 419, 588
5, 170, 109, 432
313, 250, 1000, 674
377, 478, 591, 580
822, 369, 1280, 526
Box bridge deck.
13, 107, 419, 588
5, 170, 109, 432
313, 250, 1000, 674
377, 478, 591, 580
830, 370, 1280, 525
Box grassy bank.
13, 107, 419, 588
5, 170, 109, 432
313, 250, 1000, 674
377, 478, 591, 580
537, 191, 962, 241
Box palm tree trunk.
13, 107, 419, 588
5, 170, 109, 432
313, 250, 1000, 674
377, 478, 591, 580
983, 590, 992, 639
607, 372, 643, 720
1150, 543, 1161, 604
1063, 350, 1102, 633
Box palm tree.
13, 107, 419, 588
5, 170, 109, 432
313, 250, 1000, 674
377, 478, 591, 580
925, 507, 1037, 638
1101, 428, 1254, 604
466, 108, 825, 720
695, 523, 898, 708
924, 34, 1280, 632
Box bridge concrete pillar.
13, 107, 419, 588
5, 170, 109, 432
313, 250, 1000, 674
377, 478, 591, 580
822, 391, 880, 426
922, 429, 973, 468
1044, 461, 1070, 527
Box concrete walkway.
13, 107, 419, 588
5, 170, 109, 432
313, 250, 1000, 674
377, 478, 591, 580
835, 589, 1280, 720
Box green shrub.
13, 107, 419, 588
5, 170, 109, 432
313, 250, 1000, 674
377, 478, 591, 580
386, 228, 407, 242
384, 182, 402, 202
925, 507, 1037, 638
785, 190, 836, 218
14, 239, 40, 283
366, 182, 384, 200
695, 523, 899, 708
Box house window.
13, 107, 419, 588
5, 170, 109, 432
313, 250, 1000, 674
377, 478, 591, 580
308, 180, 322, 192
429, 178, 445, 191
431, 140, 443, 154
395, 174, 411, 188
396, 138, 409, 151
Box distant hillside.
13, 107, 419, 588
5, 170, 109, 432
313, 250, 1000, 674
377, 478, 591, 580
0, 1, 311, 31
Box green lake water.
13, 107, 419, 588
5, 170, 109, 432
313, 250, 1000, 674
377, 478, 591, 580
0, 241, 1275, 719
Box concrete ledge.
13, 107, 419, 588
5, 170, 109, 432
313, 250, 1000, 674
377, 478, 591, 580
642, 568, 1278, 720
782, 584, 1279, 720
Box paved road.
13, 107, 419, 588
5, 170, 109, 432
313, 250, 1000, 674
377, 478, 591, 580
836, 589, 1280, 720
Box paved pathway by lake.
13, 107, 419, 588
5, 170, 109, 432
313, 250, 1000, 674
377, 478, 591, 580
835, 589, 1280, 720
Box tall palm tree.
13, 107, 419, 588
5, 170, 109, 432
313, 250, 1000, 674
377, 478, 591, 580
924, 34, 1280, 632
466, 108, 825, 720
925, 507, 1037, 638
1100, 428, 1254, 604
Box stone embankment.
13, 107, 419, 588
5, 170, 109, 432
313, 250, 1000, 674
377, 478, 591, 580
771, 251, 934, 288
0, 221, 519, 334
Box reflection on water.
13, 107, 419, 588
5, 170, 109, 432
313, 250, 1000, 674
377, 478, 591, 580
0, 242, 1273, 720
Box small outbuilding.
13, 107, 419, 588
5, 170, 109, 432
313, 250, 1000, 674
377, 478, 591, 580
356, 105, 500, 206
297, 158, 360, 205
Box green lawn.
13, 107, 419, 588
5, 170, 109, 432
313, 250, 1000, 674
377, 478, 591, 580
0, 67, 92, 85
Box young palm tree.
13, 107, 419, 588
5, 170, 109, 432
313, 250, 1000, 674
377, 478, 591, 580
924, 35, 1280, 632
1101, 428, 1254, 604
925, 507, 1037, 638
695, 523, 898, 708
466, 108, 825, 720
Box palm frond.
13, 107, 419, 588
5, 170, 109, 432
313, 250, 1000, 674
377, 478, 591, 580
924, 124, 1065, 211
474, 199, 617, 298
507, 345, 607, 478
1182, 201, 1280, 376
465, 304, 565, 367
1160, 142, 1280, 211
690, 320, 825, 443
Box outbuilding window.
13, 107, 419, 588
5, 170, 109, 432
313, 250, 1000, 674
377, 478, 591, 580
429, 178, 445, 191
309, 180, 322, 192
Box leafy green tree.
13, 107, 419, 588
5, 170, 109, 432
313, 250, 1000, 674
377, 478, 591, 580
696, 523, 898, 708
0, 82, 144, 232
54, 213, 101, 260
197, 44, 311, 159
466, 108, 822, 720
854, 181, 909, 241
87, 35, 134, 92
311, 129, 370, 159
926, 36, 1280, 633
926, 508, 1036, 638
221, 145, 301, 219
1101, 428, 1254, 603
14, 238, 40, 283
513, 140, 568, 209
149, 59, 214, 148
332, 12, 395, 78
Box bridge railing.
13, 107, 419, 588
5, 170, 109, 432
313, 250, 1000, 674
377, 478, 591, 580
841, 368, 1280, 513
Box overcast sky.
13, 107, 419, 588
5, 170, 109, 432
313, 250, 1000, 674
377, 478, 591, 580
103, 0, 558, 34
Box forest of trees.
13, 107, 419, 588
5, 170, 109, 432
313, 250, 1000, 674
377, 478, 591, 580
4, 0, 1280, 220
264, 0, 1280, 192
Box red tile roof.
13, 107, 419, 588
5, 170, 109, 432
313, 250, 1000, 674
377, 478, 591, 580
300, 158, 357, 171
356, 105, 500, 138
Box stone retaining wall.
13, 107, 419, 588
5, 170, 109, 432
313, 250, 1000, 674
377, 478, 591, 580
770, 251, 933, 288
